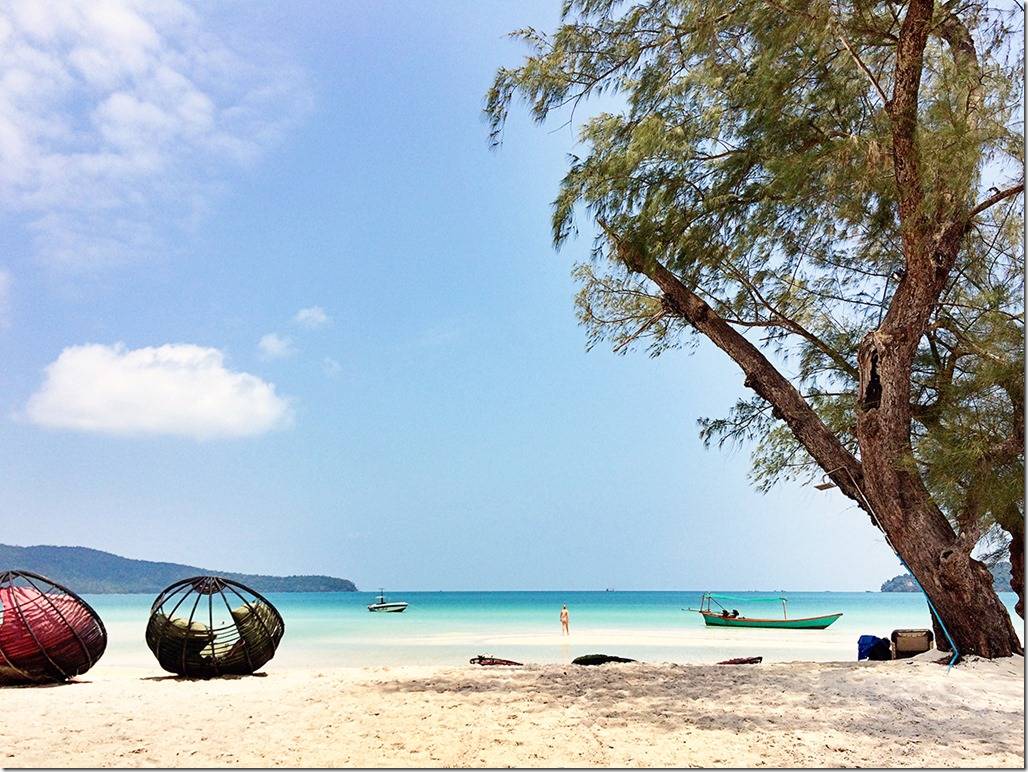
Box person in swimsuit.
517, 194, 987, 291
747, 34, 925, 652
560, 604, 570, 635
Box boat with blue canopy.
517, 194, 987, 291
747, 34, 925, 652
689, 593, 842, 629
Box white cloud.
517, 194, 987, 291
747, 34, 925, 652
25, 342, 292, 439
0, 0, 310, 269
294, 305, 329, 329
257, 332, 294, 360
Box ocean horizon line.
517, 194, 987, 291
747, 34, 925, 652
81, 586, 1020, 595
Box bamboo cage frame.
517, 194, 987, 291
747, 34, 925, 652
0, 570, 107, 685
145, 576, 285, 678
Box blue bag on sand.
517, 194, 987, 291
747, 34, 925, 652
858, 635, 883, 660
857, 635, 893, 660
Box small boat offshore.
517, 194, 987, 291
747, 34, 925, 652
367, 589, 408, 613
689, 593, 841, 630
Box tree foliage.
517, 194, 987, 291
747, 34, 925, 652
487, 0, 1024, 549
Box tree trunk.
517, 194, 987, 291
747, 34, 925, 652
1008, 521, 1025, 620
857, 0, 1021, 651
910, 544, 1021, 659
876, 497, 1018, 659
931, 614, 951, 653
852, 0, 1022, 659
857, 332, 1023, 659
857, 357, 1021, 657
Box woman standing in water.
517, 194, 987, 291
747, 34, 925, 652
560, 604, 570, 635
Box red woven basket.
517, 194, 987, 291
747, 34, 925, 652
0, 570, 108, 685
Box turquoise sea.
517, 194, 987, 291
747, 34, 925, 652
85, 590, 1023, 670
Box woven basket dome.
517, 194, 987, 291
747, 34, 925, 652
145, 576, 285, 677
0, 570, 107, 685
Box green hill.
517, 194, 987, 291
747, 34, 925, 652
0, 544, 357, 594
880, 573, 920, 592
882, 562, 1012, 593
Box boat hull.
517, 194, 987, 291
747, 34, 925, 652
367, 603, 408, 612
699, 611, 842, 629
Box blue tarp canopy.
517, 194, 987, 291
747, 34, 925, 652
706, 594, 786, 602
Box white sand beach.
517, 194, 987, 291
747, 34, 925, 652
1, 655, 1022, 768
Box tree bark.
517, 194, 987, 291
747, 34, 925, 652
931, 614, 951, 653
1008, 520, 1025, 620
855, 328, 1022, 658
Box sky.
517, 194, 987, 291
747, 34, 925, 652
0, 0, 906, 591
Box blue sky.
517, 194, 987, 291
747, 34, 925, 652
0, 1, 904, 590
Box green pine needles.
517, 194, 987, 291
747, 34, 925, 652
487, 0, 1023, 557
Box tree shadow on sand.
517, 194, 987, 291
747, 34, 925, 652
375, 662, 1023, 758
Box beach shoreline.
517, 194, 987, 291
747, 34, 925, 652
2, 656, 1022, 768
85, 589, 1024, 669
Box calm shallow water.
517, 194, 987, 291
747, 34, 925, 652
86, 590, 1023, 669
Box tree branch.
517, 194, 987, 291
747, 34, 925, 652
716, 260, 860, 380
888, 0, 934, 258
837, 33, 890, 105
968, 182, 1025, 221
935, 6, 983, 120
598, 221, 868, 510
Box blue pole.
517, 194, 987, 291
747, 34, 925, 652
823, 467, 961, 670
835, 468, 960, 670
900, 559, 960, 670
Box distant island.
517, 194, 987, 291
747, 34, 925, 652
0, 544, 357, 594
882, 561, 1012, 593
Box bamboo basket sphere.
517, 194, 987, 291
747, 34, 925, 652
145, 576, 285, 678
0, 570, 107, 685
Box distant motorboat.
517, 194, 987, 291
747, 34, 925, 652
367, 589, 408, 613
689, 592, 841, 630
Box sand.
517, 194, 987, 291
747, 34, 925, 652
1, 655, 1023, 768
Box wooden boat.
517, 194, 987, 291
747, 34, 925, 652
367, 590, 408, 613
698, 611, 842, 629
689, 593, 841, 630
